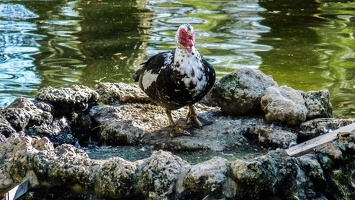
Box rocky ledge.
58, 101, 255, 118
0, 68, 354, 199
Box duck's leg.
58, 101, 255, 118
165, 108, 191, 137
187, 104, 213, 129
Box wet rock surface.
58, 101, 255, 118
0, 69, 354, 199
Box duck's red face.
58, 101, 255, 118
178, 24, 195, 53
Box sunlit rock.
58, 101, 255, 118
95, 82, 149, 105
36, 85, 99, 116
211, 67, 277, 115
261, 86, 307, 125
1, 134, 355, 199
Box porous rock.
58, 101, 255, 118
183, 157, 231, 197
211, 67, 277, 115
246, 124, 297, 149
0, 97, 53, 132
0, 97, 76, 146
0, 117, 16, 138
2, 135, 355, 199
302, 90, 333, 120
36, 85, 99, 115
95, 82, 149, 104
298, 118, 355, 142
137, 150, 190, 199
261, 86, 307, 125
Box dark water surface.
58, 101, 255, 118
1, 0, 355, 118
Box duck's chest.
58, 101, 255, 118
171, 50, 207, 94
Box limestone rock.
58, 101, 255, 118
95, 82, 149, 105
0, 97, 76, 146
302, 90, 333, 120
246, 124, 297, 149
95, 157, 140, 198
0, 117, 16, 138
183, 157, 231, 197
0, 97, 53, 132
298, 118, 355, 142
261, 86, 307, 125
1, 135, 355, 199
211, 67, 277, 115
138, 150, 190, 199
36, 85, 99, 115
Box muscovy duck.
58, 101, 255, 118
133, 24, 215, 136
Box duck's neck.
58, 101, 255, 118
174, 46, 200, 63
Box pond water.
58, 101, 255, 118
1, 0, 355, 118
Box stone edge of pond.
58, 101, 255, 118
0, 133, 355, 199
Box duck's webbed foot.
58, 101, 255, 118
187, 105, 213, 129
165, 108, 192, 137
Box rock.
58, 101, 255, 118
261, 86, 307, 125
26, 117, 77, 147
302, 90, 333, 120
95, 82, 150, 105
246, 124, 297, 149
0, 117, 16, 138
183, 157, 231, 197
36, 85, 99, 116
7, 97, 53, 128
36, 86, 100, 144
89, 102, 267, 152
298, 118, 355, 142
95, 157, 140, 198
0, 97, 53, 132
138, 150, 190, 199
211, 67, 277, 115
0, 97, 76, 146
0, 108, 31, 132
2, 135, 355, 199
231, 150, 297, 198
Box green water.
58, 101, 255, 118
1, 0, 355, 118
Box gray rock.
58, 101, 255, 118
246, 125, 297, 149
0, 97, 77, 146
302, 90, 333, 120
36, 85, 99, 115
231, 151, 297, 197
95, 157, 140, 198
211, 67, 277, 115
2, 135, 355, 199
89, 103, 267, 152
0, 117, 16, 138
26, 117, 77, 146
0, 98, 53, 132
299, 118, 355, 142
95, 82, 149, 105
261, 86, 307, 125
183, 157, 231, 196
138, 150, 190, 199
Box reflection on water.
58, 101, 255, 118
0, 0, 355, 118
0, 4, 42, 106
